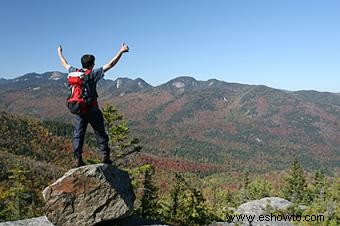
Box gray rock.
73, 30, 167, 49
235, 197, 293, 225
209, 197, 294, 226
0, 215, 170, 226
208, 222, 238, 226
0, 216, 54, 226
237, 197, 292, 215
209, 222, 293, 226
42, 164, 135, 226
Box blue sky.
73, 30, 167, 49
1, 0, 340, 92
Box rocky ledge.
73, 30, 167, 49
42, 164, 135, 226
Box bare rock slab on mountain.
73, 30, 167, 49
42, 164, 135, 226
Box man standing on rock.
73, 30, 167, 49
57, 43, 129, 167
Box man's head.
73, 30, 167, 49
81, 54, 95, 69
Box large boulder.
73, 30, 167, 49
42, 164, 135, 226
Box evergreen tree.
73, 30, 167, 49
237, 171, 251, 203
247, 177, 272, 200
0, 164, 39, 221
102, 105, 142, 166
311, 169, 327, 201
301, 178, 340, 226
137, 164, 160, 219
168, 173, 219, 225
282, 159, 308, 204
169, 173, 185, 220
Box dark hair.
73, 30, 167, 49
81, 54, 95, 69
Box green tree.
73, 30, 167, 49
136, 164, 160, 220
0, 164, 40, 221
102, 105, 142, 166
236, 171, 252, 204
247, 177, 272, 200
311, 169, 327, 201
301, 179, 340, 226
282, 159, 308, 204
168, 173, 219, 225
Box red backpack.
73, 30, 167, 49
66, 69, 96, 115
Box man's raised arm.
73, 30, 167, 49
103, 43, 129, 73
57, 45, 71, 70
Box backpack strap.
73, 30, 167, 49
75, 68, 92, 75
84, 69, 92, 75
76, 68, 92, 75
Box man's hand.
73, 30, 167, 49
58, 45, 63, 53
103, 43, 129, 73
120, 42, 129, 53
57, 45, 70, 70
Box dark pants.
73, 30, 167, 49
73, 106, 110, 159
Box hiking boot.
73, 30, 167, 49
101, 154, 113, 165
75, 157, 86, 167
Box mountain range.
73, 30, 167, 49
1, 72, 340, 175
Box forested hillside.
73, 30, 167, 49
1, 73, 340, 175
0, 111, 339, 225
